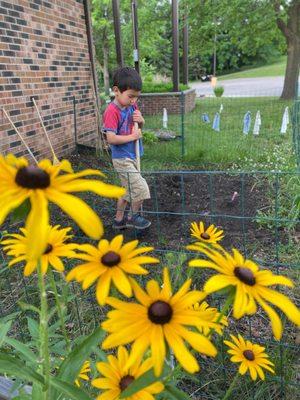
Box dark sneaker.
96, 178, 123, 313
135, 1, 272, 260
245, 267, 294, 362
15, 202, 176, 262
126, 214, 151, 230
112, 218, 127, 229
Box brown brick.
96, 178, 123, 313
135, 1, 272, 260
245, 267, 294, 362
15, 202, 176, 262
0, 0, 98, 160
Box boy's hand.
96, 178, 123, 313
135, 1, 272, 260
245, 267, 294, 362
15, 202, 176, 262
131, 128, 142, 141
133, 110, 145, 125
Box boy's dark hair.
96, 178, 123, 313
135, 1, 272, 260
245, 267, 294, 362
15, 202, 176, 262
112, 67, 142, 92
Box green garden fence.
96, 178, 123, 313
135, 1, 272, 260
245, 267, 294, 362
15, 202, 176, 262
141, 94, 298, 171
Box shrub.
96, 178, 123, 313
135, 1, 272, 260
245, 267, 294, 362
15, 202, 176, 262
142, 130, 159, 145
142, 82, 189, 93
214, 86, 224, 97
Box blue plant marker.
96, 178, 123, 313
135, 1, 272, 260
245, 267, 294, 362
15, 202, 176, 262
201, 113, 210, 123
212, 112, 220, 132
243, 111, 251, 134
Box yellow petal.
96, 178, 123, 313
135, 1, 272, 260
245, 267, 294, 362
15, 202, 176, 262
26, 190, 49, 261
161, 268, 172, 298
55, 178, 125, 198
204, 274, 235, 294
111, 268, 132, 297
175, 326, 217, 357
163, 324, 199, 375
24, 260, 38, 276
126, 335, 150, 370
46, 190, 103, 239
256, 295, 283, 340
96, 272, 112, 305
258, 287, 300, 326
102, 322, 148, 349
150, 325, 166, 377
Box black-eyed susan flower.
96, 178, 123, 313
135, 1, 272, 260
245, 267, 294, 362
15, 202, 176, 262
102, 268, 217, 376
189, 246, 300, 340
92, 346, 164, 400
224, 334, 275, 380
192, 301, 228, 337
66, 235, 159, 305
75, 360, 91, 387
0, 154, 125, 260
189, 221, 224, 246
1, 225, 78, 276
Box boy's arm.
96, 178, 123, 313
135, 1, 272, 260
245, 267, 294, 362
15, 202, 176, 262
105, 129, 142, 145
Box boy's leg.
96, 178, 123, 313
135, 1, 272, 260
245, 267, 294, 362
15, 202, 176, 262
128, 199, 143, 218
115, 198, 128, 221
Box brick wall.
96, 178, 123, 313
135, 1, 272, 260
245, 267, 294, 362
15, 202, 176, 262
0, 0, 98, 160
138, 89, 196, 116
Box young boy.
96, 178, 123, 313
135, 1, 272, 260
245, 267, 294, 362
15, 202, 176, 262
103, 67, 151, 229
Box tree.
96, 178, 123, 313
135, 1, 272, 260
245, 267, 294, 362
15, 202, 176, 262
187, 0, 285, 75
273, 0, 300, 99
92, 0, 112, 95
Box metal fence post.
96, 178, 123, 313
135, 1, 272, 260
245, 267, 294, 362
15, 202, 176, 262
73, 96, 78, 153
292, 100, 300, 170
180, 91, 185, 159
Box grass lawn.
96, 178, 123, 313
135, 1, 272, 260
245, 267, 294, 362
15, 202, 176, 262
142, 97, 295, 170
218, 56, 287, 80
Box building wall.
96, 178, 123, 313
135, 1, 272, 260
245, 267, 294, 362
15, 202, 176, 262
0, 0, 98, 160
138, 89, 196, 115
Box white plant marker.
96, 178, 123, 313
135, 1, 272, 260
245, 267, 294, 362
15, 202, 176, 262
163, 108, 168, 129
219, 103, 223, 113
253, 110, 261, 136
280, 106, 289, 134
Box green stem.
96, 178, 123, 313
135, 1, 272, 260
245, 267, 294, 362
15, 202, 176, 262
48, 269, 71, 353
206, 292, 234, 338
222, 371, 240, 400
38, 266, 50, 399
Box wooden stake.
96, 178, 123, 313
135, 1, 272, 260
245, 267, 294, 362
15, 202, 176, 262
134, 121, 140, 172
2, 107, 38, 164
31, 97, 60, 165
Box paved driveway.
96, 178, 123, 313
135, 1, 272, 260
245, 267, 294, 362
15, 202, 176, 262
190, 76, 300, 97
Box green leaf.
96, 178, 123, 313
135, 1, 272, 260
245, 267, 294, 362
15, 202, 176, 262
0, 320, 12, 346
163, 384, 191, 400
58, 327, 105, 383
120, 365, 171, 398
0, 312, 20, 324
18, 301, 40, 315
11, 199, 31, 223
5, 337, 37, 364
0, 353, 44, 385
32, 383, 43, 400
50, 377, 93, 400
27, 317, 39, 340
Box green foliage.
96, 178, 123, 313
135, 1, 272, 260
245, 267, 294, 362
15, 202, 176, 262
142, 82, 189, 93
142, 130, 159, 145
214, 86, 224, 97
91, 0, 294, 88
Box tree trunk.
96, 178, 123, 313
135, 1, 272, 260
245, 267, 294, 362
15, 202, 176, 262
103, 41, 110, 96
281, 35, 300, 99
275, 1, 300, 99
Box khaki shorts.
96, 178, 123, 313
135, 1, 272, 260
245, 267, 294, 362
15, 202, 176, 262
112, 158, 150, 202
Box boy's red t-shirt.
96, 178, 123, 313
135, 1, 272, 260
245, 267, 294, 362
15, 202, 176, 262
102, 102, 143, 160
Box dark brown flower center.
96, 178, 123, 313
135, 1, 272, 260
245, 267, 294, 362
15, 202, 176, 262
201, 232, 210, 240
44, 244, 53, 254
119, 375, 135, 392
234, 267, 256, 286
243, 350, 255, 361
148, 300, 173, 324
101, 251, 121, 267
15, 166, 50, 189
